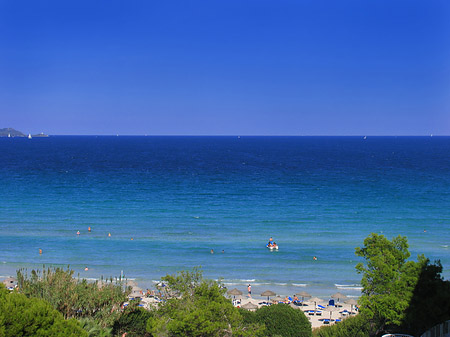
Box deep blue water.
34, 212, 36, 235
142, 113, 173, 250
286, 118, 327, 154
0, 136, 449, 297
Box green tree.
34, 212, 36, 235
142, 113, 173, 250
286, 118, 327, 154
400, 258, 450, 336
0, 284, 87, 337
146, 268, 264, 337
355, 233, 421, 335
16, 267, 128, 328
252, 303, 311, 337
112, 306, 153, 337
78, 318, 112, 337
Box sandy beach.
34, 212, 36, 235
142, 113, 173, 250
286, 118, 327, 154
124, 279, 359, 330
234, 296, 358, 329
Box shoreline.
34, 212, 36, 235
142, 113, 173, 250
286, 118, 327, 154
0, 262, 362, 300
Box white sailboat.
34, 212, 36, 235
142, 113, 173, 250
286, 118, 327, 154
28, 134, 32, 139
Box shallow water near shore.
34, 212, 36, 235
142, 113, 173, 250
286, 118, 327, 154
1, 136, 449, 298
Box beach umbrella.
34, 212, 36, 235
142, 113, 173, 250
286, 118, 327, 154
227, 288, 243, 296
323, 305, 339, 320
345, 298, 358, 314
126, 280, 138, 287
132, 286, 143, 292
227, 288, 243, 300
241, 302, 258, 311
308, 297, 325, 315
271, 296, 284, 303
295, 291, 311, 303
128, 290, 142, 299
261, 290, 276, 302
2, 277, 17, 287
331, 292, 347, 303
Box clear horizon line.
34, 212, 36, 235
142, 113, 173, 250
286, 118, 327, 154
27, 134, 449, 137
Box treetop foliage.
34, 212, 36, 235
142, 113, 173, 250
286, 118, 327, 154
147, 268, 264, 337
354, 233, 450, 336
246, 303, 312, 337
16, 266, 129, 328
0, 284, 87, 337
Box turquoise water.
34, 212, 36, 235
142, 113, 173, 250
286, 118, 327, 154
0, 136, 449, 297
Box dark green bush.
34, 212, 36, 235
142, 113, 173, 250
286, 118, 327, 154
0, 284, 87, 337
113, 307, 153, 337
254, 303, 311, 337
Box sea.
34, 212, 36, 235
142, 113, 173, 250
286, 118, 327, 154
0, 136, 449, 299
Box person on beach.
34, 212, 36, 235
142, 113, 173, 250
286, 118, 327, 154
248, 284, 251, 297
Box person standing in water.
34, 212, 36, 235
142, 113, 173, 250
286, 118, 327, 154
248, 284, 252, 297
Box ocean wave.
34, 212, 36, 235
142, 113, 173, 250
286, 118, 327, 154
222, 281, 272, 286
335, 284, 362, 290
292, 283, 307, 287
241, 279, 255, 282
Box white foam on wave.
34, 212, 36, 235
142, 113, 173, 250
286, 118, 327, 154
335, 284, 362, 290
292, 283, 307, 287
337, 286, 363, 290
223, 282, 269, 286
241, 279, 256, 282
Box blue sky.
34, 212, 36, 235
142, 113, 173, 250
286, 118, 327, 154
1, 0, 449, 135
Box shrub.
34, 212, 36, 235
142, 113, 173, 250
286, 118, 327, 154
0, 284, 87, 337
146, 268, 264, 337
254, 303, 311, 337
112, 307, 153, 337
78, 318, 112, 337
16, 267, 128, 328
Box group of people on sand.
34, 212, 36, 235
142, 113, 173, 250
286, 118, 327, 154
266, 237, 278, 248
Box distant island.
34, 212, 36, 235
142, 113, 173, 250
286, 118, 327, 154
0, 128, 48, 137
